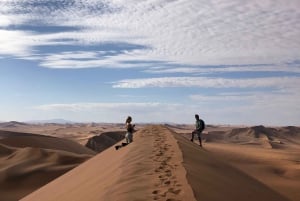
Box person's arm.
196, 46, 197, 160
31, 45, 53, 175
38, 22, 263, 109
196, 121, 201, 130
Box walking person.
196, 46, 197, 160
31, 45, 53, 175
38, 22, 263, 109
191, 114, 205, 147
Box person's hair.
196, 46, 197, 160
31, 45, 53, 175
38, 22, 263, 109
126, 116, 132, 124
195, 114, 199, 120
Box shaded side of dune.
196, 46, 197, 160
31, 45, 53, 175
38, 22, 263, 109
0, 130, 95, 201
172, 132, 291, 201
0, 143, 93, 201
0, 130, 45, 138
85, 131, 125, 153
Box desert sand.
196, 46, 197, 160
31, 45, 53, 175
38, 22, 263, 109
1, 122, 299, 201
0, 129, 95, 201
21, 125, 296, 201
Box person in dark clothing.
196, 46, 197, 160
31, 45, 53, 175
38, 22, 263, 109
191, 114, 205, 147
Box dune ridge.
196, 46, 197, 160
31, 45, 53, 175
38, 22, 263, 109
22, 125, 291, 201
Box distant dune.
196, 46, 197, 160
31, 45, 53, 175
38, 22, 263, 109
21, 125, 291, 201
200, 125, 300, 149
85, 131, 126, 152
0, 130, 95, 155
0, 121, 28, 128
0, 130, 95, 201
202, 126, 300, 201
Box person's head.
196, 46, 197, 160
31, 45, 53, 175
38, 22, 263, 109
126, 116, 132, 123
195, 114, 200, 120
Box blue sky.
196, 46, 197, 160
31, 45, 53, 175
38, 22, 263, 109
0, 0, 300, 125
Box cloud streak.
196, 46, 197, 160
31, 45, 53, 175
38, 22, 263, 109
144, 65, 300, 74
112, 76, 300, 89
33, 102, 185, 123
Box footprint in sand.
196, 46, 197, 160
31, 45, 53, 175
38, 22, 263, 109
151, 130, 184, 201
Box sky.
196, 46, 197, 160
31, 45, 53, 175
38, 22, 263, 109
0, 0, 300, 125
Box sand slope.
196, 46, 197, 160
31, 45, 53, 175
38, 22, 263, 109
0, 130, 95, 201
0, 130, 95, 155
173, 134, 291, 201
22, 125, 290, 201
205, 143, 300, 201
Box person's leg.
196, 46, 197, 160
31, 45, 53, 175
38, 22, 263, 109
197, 132, 202, 147
128, 133, 133, 143
191, 131, 195, 141
125, 133, 129, 144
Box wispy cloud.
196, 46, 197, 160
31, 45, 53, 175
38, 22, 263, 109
34, 102, 180, 111
33, 102, 185, 123
33, 97, 300, 125
39, 49, 155, 69
1, 0, 300, 68
112, 76, 300, 89
144, 65, 300, 74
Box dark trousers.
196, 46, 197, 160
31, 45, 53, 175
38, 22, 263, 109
191, 130, 202, 146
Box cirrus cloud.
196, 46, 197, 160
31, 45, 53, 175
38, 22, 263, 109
112, 76, 300, 89
0, 0, 300, 67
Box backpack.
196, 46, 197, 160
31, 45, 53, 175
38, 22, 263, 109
199, 119, 205, 131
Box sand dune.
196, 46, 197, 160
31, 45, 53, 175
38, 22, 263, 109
22, 125, 291, 201
0, 130, 95, 201
0, 130, 95, 155
85, 131, 126, 152
0, 122, 127, 145
0, 121, 28, 128
206, 143, 300, 201
196, 125, 300, 150
0, 130, 43, 139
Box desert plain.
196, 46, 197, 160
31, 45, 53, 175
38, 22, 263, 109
0, 121, 299, 201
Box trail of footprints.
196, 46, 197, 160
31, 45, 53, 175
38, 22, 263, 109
150, 127, 182, 201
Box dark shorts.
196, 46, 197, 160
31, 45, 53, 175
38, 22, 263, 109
192, 130, 202, 138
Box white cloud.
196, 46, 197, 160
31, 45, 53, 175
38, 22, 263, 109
1, 0, 300, 67
0, 14, 12, 26
0, 30, 34, 56
39, 50, 157, 69
112, 76, 300, 89
144, 65, 300, 74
